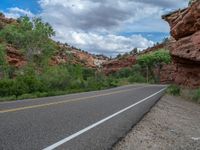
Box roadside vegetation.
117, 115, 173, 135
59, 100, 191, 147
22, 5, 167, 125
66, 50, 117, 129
167, 85, 200, 104
167, 85, 181, 96
0, 16, 172, 101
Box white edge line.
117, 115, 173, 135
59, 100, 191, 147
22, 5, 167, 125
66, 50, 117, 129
43, 87, 166, 150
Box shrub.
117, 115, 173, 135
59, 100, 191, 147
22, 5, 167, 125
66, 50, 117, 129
105, 77, 118, 87
0, 44, 9, 78
41, 66, 70, 91
70, 79, 85, 90
15, 74, 42, 93
128, 73, 145, 83
192, 88, 200, 103
167, 85, 181, 96
82, 68, 95, 80
115, 68, 132, 78
0, 79, 15, 97
0, 16, 56, 65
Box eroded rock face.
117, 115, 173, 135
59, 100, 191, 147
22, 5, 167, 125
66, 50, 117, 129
0, 13, 16, 29
6, 46, 26, 68
160, 63, 177, 84
103, 56, 136, 75
163, 1, 200, 88
50, 44, 109, 68
163, 1, 200, 40
174, 62, 200, 88
170, 31, 200, 61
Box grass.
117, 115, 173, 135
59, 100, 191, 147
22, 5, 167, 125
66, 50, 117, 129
191, 88, 200, 103
167, 85, 181, 96
167, 85, 200, 104
0, 85, 117, 102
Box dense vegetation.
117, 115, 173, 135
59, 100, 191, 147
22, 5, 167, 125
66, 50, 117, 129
137, 49, 171, 83
0, 16, 172, 101
0, 16, 119, 101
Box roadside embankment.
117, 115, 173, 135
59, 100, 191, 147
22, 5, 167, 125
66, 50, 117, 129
113, 95, 200, 150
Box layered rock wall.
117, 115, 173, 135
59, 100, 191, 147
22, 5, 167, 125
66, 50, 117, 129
103, 56, 136, 75
162, 1, 200, 88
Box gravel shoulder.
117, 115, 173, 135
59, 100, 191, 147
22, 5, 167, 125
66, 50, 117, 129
113, 95, 200, 150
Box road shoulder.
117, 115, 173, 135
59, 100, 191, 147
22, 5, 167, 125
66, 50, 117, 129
113, 95, 200, 150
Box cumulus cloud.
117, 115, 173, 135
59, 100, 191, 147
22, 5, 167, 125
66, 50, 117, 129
3, 7, 35, 19
53, 31, 154, 56
39, 0, 164, 32
37, 0, 170, 56
3, 0, 188, 56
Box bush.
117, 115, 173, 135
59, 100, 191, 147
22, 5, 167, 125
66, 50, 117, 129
167, 85, 181, 96
14, 74, 42, 95
41, 66, 71, 91
128, 73, 146, 83
70, 79, 85, 90
116, 68, 132, 78
105, 77, 118, 87
0, 79, 15, 97
82, 68, 95, 80
0, 44, 9, 77
192, 88, 200, 103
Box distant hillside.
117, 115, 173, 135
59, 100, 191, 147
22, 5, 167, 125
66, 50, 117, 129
0, 13, 109, 70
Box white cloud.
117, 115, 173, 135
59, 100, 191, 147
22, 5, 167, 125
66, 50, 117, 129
2, 0, 188, 56
53, 31, 154, 56
3, 7, 35, 19
37, 0, 165, 55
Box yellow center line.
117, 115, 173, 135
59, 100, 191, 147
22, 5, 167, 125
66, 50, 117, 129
0, 88, 136, 114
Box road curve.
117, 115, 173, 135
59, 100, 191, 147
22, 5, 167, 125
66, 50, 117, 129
0, 84, 166, 150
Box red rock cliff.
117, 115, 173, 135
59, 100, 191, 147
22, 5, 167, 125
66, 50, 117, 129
162, 1, 200, 88
103, 56, 136, 75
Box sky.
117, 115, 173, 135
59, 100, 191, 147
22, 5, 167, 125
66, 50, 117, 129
0, 0, 188, 56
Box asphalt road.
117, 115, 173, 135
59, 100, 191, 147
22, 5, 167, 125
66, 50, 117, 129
0, 84, 166, 150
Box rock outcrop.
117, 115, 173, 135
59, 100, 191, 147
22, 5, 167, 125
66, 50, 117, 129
163, 1, 200, 40
103, 56, 136, 75
0, 13, 16, 29
6, 45, 26, 68
162, 1, 200, 88
102, 43, 165, 75
51, 44, 109, 68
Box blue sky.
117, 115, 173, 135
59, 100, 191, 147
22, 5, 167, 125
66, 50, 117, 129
1, 0, 188, 56
0, 0, 40, 13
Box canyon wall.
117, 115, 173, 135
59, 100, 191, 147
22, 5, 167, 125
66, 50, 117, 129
162, 1, 200, 88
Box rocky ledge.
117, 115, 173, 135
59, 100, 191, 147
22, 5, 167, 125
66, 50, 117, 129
162, 1, 200, 88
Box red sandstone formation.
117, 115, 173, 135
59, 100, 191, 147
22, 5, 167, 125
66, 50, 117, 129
0, 13, 108, 69
163, 2, 200, 40
0, 13, 16, 29
103, 56, 136, 75
6, 45, 26, 68
162, 1, 200, 88
51, 44, 108, 68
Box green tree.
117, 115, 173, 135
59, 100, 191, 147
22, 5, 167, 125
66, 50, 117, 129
130, 48, 138, 55
137, 49, 171, 83
0, 44, 8, 78
0, 16, 56, 67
